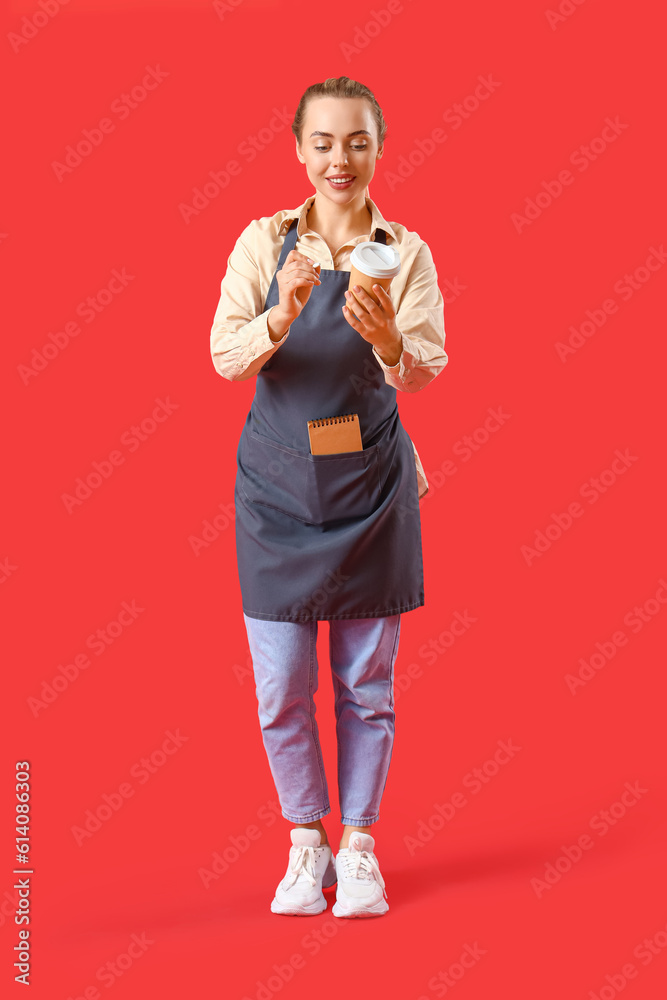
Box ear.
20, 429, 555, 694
295, 137, 305, 164
376, 146, 383, 159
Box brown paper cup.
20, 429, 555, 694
348, 264, 393, 309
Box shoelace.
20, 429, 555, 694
284, 845, 317, 889
339, 848, 388, 898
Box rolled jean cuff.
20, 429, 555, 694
340, 813, 379, 826
281, 805, 331, 824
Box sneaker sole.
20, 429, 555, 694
332, 898, 389, 918
271, 896, 328, 916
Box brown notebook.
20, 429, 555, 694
307, 413, 363, 455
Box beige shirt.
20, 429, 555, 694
209, 194, 448, 496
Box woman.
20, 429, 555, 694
210, 76, 447, 917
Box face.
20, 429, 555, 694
296, 96, 382, 205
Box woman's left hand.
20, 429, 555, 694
342, 284, 403, 368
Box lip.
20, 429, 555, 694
326, 175, 355, 189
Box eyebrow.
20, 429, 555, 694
307, 130, 371, 138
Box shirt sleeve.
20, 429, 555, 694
210, 222, 290, 382
371, 241, 448, 393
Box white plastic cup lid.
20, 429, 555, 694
349, 242, 401, 279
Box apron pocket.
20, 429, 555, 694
308, 447, 381, 525
241, 429, 381, 526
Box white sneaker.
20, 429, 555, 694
270, 829, 337, 916
332, 831, 389, 918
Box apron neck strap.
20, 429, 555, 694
277, 218, 299, 268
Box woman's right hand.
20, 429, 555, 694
268, 250, 321, 340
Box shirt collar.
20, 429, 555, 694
278, 194, 397, 243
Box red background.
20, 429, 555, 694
2, 1, 666, 997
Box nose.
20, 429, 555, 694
332, 144, 348, 167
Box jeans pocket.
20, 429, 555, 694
240, 429, 381, 526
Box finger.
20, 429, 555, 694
285, 258, 321, 280
283, 277, 320, 296
284, 265, 320, 278
281, 263, 321, 282
288, 251, 320, 273
351, 285, 380, 310
345, 289, 371, 316
372, 283, 395, 313
283, 279, 318, 295
342, 304, 360, 325
372, 283, 391, 301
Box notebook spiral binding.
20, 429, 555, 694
309, 414, 357, 428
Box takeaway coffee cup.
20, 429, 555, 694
348, 242, 401, 309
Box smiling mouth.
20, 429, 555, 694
327, 175, 355, 186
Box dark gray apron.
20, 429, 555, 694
235, 218, 423, 622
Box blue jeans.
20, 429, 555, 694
243, 614, 401, 826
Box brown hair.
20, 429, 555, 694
291, 76, 387, 147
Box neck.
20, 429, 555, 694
307, 191, 372, 238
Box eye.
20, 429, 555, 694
312, 144, 368, 152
